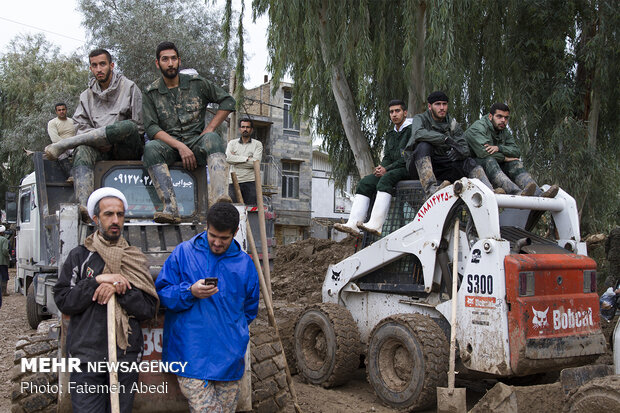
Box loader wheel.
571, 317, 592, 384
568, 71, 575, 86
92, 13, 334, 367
251, 323, 290, 412
27, 283, 51, 330
563, 375, 620, 413
11, 327, 59, 413
367, 313, 449, 411
294, 303, 362, 388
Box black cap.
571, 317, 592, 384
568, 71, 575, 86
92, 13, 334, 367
427, 91, 449, 104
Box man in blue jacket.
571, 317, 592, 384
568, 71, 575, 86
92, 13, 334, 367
156, 201, 259, 412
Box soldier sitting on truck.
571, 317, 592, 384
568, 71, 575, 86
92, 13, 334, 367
334, 99, 412, 237
53, 187, 158, 413
155, 200, 259, 412
404, 91, 499, 199
464, 102, 559, 197
44, 49, 144, 221
142, 41, 236, 224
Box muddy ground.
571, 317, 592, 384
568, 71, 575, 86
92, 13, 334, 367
2, 234, 618, 412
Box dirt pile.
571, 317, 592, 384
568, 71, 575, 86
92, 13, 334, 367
271, 236, 358, 306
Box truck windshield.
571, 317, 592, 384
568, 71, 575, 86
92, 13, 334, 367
102, 167, 196, 218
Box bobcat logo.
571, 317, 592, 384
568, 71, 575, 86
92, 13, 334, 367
532, 307, 549, 329
331, 270, 341, 281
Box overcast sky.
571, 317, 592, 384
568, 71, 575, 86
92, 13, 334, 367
0, 0, 270, 88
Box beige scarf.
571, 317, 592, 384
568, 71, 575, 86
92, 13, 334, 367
85, 231, 159, 351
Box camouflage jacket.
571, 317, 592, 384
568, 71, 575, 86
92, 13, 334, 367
142, 73, 235, 141
464, 116, 521, 161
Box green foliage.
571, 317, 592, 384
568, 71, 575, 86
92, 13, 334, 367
78, 0, 235, 90
0, 34, 88, 206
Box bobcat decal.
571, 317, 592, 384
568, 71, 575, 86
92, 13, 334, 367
532, 306, 549, 329
331, 270, 341, 281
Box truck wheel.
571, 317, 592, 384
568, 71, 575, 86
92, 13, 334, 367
294, 303, 361, 388
251, 323, 290, 413
11, 329, 59, 412
26, 283, 51, 330
563, 375, 620, 412
367, 313, 449, 411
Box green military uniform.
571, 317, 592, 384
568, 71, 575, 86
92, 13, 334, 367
142, 73, 236, 167
405, 109, 469, 164
464, 116, 528, 184
356, 121, 411, 196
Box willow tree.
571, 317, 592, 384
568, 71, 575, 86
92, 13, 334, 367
226, 0, 618, 231
0, 34, 88, 203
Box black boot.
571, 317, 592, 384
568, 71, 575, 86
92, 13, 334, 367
148, 164, 181, 224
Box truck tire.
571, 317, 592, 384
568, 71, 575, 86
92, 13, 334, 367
367, 313, 449, 411
563, 375, 620, 413
26, 283, 50, 330
11, 328, 59, 413
294, 303, 361, 388
251, 323, 290, 413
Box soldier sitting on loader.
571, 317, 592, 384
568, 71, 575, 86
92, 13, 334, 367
404, 91, 499, 199
334, 99, 412, 237
464, 102, 559, 197
44, 49, 144, 221
142, 41, 236, 223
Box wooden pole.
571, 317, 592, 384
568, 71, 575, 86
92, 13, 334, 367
232, 173, 303, 413
253, 160, 272, 298
107, 295, 120, 413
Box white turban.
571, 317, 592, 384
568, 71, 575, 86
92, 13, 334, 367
87, 187, 129, 219
0, 225, 5, 233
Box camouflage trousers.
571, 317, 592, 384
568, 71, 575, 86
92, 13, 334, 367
177, 376, 240, 413
73, 120, 144, 167
142, 132, 226, 168
356, 167, 410, 197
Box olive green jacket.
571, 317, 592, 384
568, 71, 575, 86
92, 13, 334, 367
142, 73, 235, 141
405, 109, 469, 157
464, 116, 521, 161
381, 120, 412, 171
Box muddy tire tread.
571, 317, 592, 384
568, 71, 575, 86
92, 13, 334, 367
295, 303, 362, 388
367, 313, 449, 411
563, 375, 620, 413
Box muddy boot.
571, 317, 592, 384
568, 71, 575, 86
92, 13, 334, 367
45, 127, 108, 160
358, 191, 392, 236
207, 153, 231, 207
489, 169, 521, 195
514, 172, 542, 197
415, 156, 450, 198
469, 165, 497, 191
1, 282, 8, 296
334, 194, 370, 236
72, 165, 94, 222
520, 182, 537, 196
148, 164, 181, 224
541, 184, 559, 198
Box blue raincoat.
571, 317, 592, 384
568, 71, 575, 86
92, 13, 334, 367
155, 232, 260, 381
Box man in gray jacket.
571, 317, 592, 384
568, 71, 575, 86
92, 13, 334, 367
45, 49, 144, 220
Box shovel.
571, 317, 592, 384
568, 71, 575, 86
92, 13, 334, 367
107, 295, 120, 413
437, 219, 467, 413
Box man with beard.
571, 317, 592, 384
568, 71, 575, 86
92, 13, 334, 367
44, 49, 144, 221
404, 91, 500, 199
226, 118, 263, 205
53, 188, 158, 413
142, 42, 236, 223
464, 103, 559, 197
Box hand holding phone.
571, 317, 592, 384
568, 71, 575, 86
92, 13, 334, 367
203, 277, 218, 287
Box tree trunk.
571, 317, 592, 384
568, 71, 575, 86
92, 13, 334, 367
408, 1, 427, 114
317, 0, 374, 178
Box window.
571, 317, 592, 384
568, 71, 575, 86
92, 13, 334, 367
283, 90, 299, 131
281, 161, 300, 199
20, 192, 31, 223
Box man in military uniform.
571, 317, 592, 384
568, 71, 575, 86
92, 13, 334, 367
405, 91, 498, 199
464, 103, 558, 197
142, 42, 236, 223
44, 49, 144, 220
334, 99, 411, 236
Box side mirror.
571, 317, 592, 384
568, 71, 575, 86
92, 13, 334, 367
5, 192, 17, 224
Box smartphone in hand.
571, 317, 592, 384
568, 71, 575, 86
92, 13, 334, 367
203, 277, 218, 287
